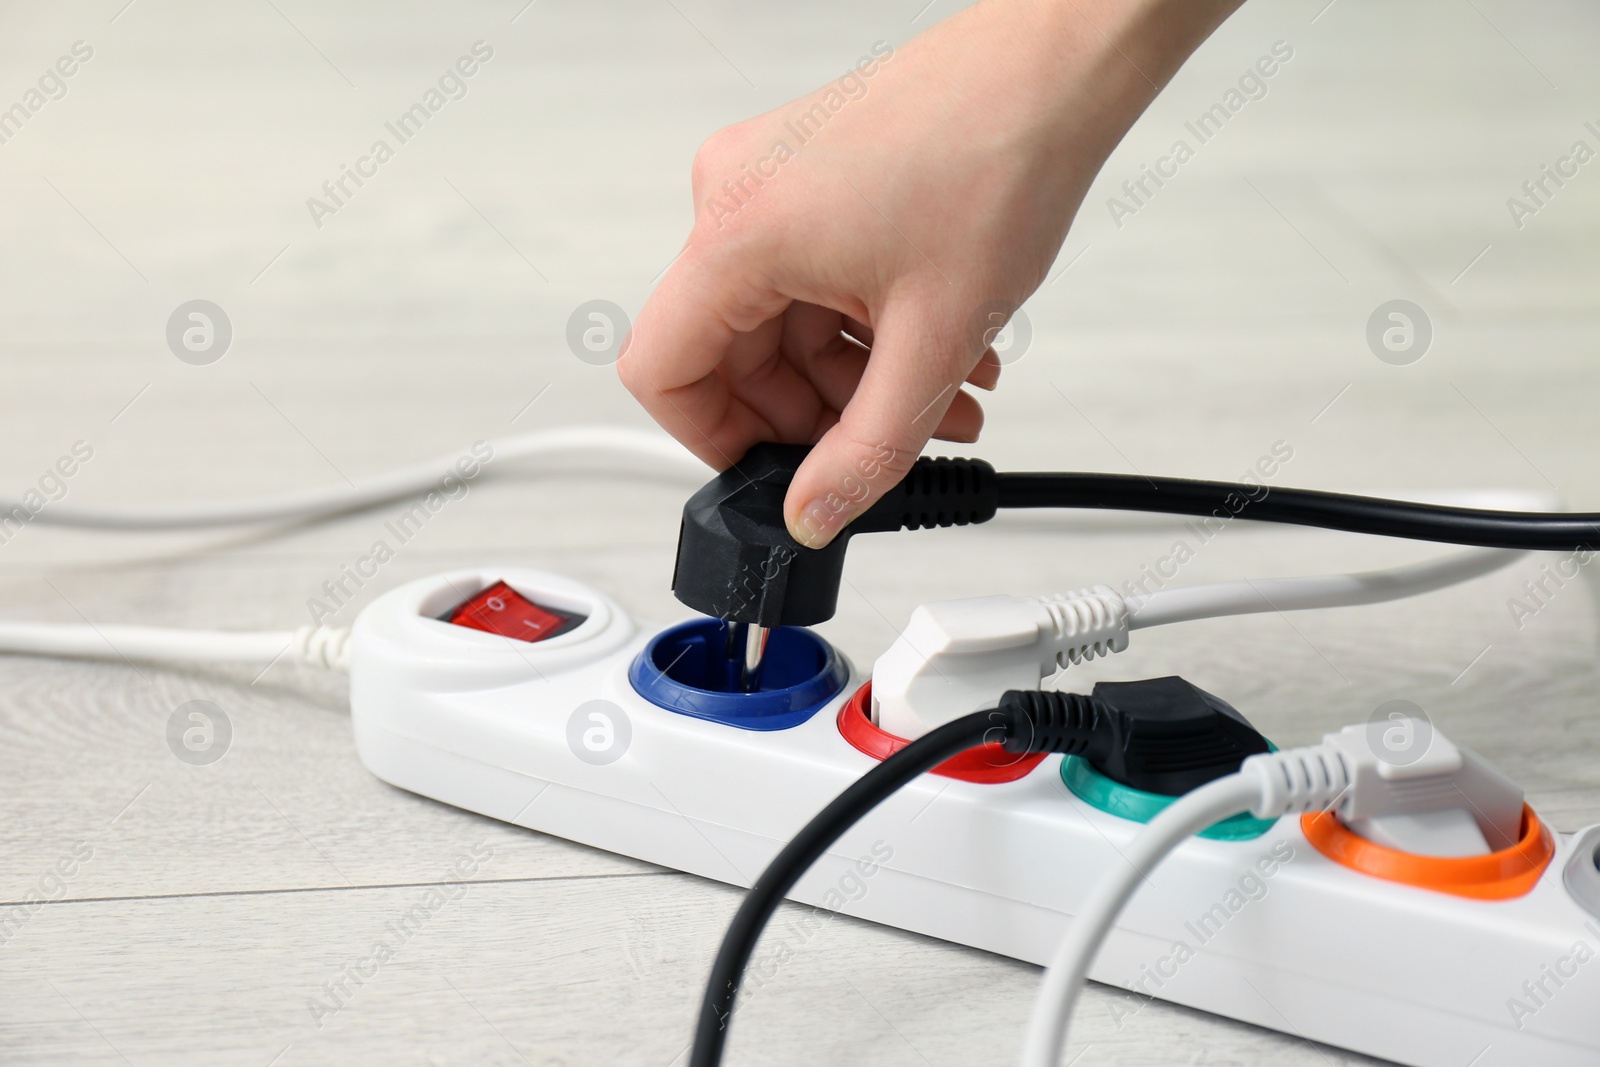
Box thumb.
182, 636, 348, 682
784, 301, 984, 547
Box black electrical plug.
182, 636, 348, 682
692, 673, 1265, 1067
998, 676, 1270, 795
672, 442, 999, 627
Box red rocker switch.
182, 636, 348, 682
446, 581, 586, 643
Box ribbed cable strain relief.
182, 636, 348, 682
292, 625, 352, 670
997, 689, 1107, 756
856, 457, 999, 533
1037, 587, 1130, 667
1243, 743, 1352, 818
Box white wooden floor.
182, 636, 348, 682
2, 1, 1599, 1063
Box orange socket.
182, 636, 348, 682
1300, 804, 1554, 901
837, 682, 1046, 784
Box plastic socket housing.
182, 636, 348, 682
628, 619, 848, 730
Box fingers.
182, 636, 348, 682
966, 347, 1002, 391
716, 317, 827, 443
617, 250, 788, 469
784, 298, 984, 547
930, 386, 985, 441
793, 332, 872, 416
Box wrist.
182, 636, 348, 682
978, 0, 1246, 186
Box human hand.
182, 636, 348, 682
620, 0, 1242, 546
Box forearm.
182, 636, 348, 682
910, 0, 1246, 221
992, 0, 1247, 125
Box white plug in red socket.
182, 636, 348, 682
350, 568, 1600, 1067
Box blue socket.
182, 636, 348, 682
629, 619, 849, 730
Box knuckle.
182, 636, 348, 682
614, 349, 640, 393
614, 341, 654, 398
841, 429, 916, 481
690, 124, 747, 195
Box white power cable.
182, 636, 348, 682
3, 434, 1556, 534
1119, 486, 1561, 629
0, 425, 703, 530
0, 622, 351, 670
0, 537, 1539, 677
1017, 719, 1525, 1067
0, 425, 701, 671
1019, 743, 1357, 1067
1019, 774, 1262, 1066
871, 545, 1531, 739
0, 450, 1559, 676
1123, 546, 1524, 629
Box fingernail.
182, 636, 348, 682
789, 496, 851, 549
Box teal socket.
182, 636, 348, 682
1061, 753, 1278, 842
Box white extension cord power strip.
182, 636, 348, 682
348, 565, 1600, 1067
3, 425, 1595, 1065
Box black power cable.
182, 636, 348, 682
689, 682, 1263, 1067
996, 472, 1598, 551
689, 709, 1003, 1067
674, 444, 1598, 630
